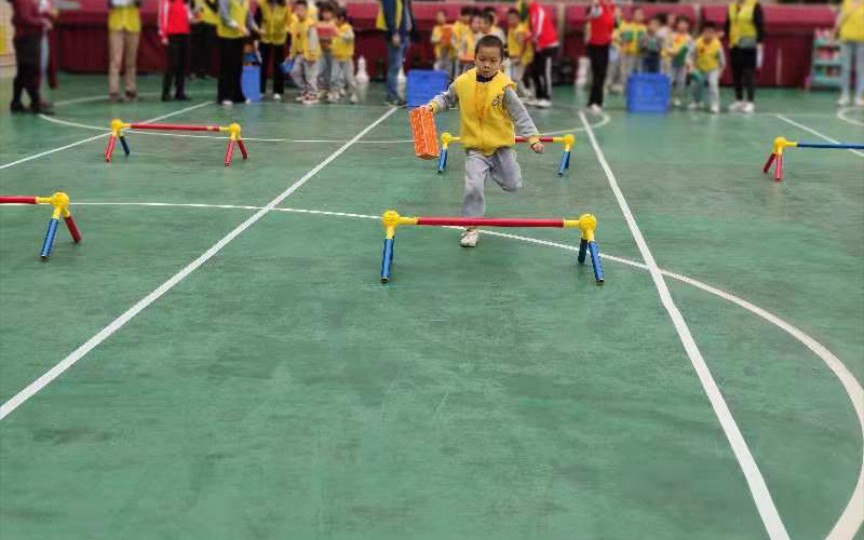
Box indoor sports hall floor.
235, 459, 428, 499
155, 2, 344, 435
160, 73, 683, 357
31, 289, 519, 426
0, 75, 862, 540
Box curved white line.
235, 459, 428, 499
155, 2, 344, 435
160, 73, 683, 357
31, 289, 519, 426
7, 199, 862, 538
837, 107, 864, 128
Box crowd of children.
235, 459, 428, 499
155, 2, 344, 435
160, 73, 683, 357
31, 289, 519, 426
606, 10, 730, 114
141, 0, 359, 106
430, 5, 552, 108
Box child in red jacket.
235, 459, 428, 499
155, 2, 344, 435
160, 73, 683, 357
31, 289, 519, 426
159, 0, 192, 100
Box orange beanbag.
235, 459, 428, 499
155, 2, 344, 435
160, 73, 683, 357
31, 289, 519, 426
410, 107, 439, 160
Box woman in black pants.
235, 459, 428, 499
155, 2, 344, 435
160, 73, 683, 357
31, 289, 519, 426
585, 0, 616, 114
9, 0, 53, 114
725, 0, 764, 113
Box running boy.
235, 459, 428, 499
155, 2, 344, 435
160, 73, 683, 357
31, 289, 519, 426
666, 17, 693, 107
689, 22, 725, 113
329, 7, 357, 103
425, 35, 545, 248
289, 0, 321, 104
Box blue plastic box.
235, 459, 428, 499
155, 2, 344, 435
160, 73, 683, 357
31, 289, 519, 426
406, 69, 450, 108
626, 73, 670, 113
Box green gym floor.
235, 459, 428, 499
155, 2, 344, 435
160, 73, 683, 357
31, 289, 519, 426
0, 75, 862, 540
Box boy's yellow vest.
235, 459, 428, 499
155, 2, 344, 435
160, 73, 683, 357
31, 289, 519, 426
217, 0, 249, 39
453, 69, 517, 156
259, 1, 290, 45
194, 0, 218, 26
331, 22, 355, 61
728, 0, 758, 47
619, 21, 646, 55
668, 33, 692, 67
839, 0, 864, 42
108, 6, 141, 32
290, 18, 321, 60
695, 36, 723, 72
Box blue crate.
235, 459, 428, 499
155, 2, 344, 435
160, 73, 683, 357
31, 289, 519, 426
626, 73, 670, 113
241, 65, 261, 102
406, 69, 450, 108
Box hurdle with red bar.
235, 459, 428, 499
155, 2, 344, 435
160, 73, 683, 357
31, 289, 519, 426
379, 210, 604, 285
0, 192, 82, 260
104, 118, 248, 166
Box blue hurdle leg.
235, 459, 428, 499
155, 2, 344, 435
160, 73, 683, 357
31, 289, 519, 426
437, 148, 448, 174
577, 238, 588, 264
40, 218, 59, 260
557, 150, 569, 176
588, 241, 604, 285
119, 135, 130, 156
380, 237, 395, 283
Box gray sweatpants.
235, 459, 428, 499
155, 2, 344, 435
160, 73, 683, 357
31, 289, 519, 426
330, 59, 357, 95
317, 50, 333, 92
692, 69, 721, 109
291, 55, 319, 94
670, 66, 687, 99
462, 148, 523, 217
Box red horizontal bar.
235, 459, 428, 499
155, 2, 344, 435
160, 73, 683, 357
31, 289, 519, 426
128, 123, 221, 132
515, 137, 555, 143
0, 196, 37, 204
416, 217, 565, 228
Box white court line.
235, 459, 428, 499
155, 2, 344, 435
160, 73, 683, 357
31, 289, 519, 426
775, 114, 864, 158
6, 199, 862, 537
578, 112, 790, 540
0, 102, 213, 170
836, 107, 864, 128
0, 107, 397, 421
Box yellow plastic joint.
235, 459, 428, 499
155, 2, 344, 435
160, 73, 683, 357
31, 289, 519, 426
381, 210, 418, 231
562, 134, 576, 148
110, 118, 129, 136
441, 132, 458, 150
772, 136, 797, 156
577, 213, 597, 242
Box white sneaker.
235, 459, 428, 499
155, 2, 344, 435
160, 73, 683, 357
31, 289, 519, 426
295, 93, 306, 102
709, 104, 720, 114
523, 97, 538, 107
327, 92, 340, 103
349, 93, 358, 104
460, 228, 479, 248
221, 99, 233, 107
728, 100, 744, 112
273, 93, 282, 101
742, 102, 755, 114
244, 98, 252, 104
687, 102, 699, 110
535, 99, 552, 109
303, 95, 320, 105
855, 97, 864, 107
588, 103, 603, 115
672, 98, 682, 108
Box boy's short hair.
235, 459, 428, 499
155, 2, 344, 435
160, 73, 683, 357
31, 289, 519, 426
295, 0, 307, 7
474, 35, 505, 57
649, 15, 662, 24
482, 11, 495, 24
336, 7, 348, 19
319, 1, 334, 14
460, 6, 475, 16
676, 16, 690, 26
506, 7, 519, 16
702, 21, 717, 30
483, 6, 496, 15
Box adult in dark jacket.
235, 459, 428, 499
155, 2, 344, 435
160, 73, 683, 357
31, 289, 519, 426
377, 0, 415, 106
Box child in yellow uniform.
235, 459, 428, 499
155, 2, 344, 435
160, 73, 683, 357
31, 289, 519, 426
457, 11, 482, 75
836, 0, 864, 105
431, 10, 455, 77
506, 8, 533, 98
426, 35, 545, 248
688, 22, 725, 113
255, 0, 290, 99
618, 7, 645, 81
329, 7, 357, 103
666, 17, 693, 107
289, 0, 321, 104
